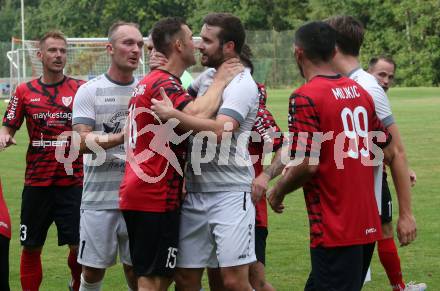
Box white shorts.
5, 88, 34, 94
78, 209, 131, 268
177, 191, 256, 268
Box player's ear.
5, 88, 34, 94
222, 41, 235, 55
37, 50, 42, 60
175, 38, 183, 53
106, 43, 113, 55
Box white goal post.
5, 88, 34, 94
7, 36, 202, 98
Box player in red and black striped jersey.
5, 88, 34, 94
119, 18, 243, 290
253, 21, 413, 290
0, 31, 83, 291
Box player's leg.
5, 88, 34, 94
306, 245, 365, 291
123, 210, 179, 291
207, 268, 224, 291
213, 191, 255, 291
20, 186, 54, 291
0, 235, 10, 291
118, 210, 136, 290
249, 226, 274, 291
53, 186, 82, 291
378, 173, 406, 290
77, 210, 121, 290
175, 192, 214, 290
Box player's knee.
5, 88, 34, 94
23, 245, 43, 253
174, 269, 201, 290
222, 274, 248, 291
82, 266, 105, 283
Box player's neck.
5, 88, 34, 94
304, 63, 337, 82
107, 66, 134, 84
41, 70, 64, 85
161, 57, 186, 79
335, 55, 360, 76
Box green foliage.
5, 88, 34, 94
0, 0, 439, 86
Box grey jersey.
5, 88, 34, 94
185, 68, 259, 193
72, 74, 137, 210
349, 68, 394, 127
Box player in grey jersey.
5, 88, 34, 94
152, 13, 258, 291
72, 21, 144, 291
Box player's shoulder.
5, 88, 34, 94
350, 68, 382, 90
80, 74, 107, 89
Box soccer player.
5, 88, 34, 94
367, 55, 426, 290
151, 13, 259, 291
264, 20, 396, 290
119, 17, 242, 291
0, 179, 11, 291
203, 44, 280, 291
0, 30, 84, 291
72, 21, 143, 291
326, 16, 422, 291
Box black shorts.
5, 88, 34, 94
20, 186, 82, 247
304, 243, 375, 291
123, 209, 180, 278
0, 235, 10, 291
255, 226, 268, 265
381, 172, 393, 224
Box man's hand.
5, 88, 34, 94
214, 58, 244, 85
149, 49, 168, 70
151, 87, 176, 121
397, 214, 417, 246
409, 168, 417, 187
0, 133, 16, 150
251, 172, 270, 205
268, 187, 285, 214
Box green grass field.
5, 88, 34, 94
1, 87, 439, 290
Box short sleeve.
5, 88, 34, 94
158, 78, 194, 112
218, 72, 258, 125
288, 93, 320, 157
72, 85, 96, 127
2, 85, 26, 130
368, 84, 394, 127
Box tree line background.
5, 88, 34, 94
0, 0, 439, 86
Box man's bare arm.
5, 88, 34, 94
383, 124, 416, 246
73, 124, 124, 154
268, 158, 317, 213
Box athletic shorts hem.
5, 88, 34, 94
77, 259, 115, 269
218, 257, 257, 268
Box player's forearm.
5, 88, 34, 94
78, 132, 124, 154
273, 159, 316, 197
171, 110, 224, 139
263, 148, 285, 180
185, 79, 226, 118
389, 149, 413, 217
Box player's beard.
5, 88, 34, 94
201, 47, 224, 68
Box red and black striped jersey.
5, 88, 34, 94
120, 69, 194, 213
0, 179, 11, 239
249, 83, 283, 228
2, 76, 84, 186
289, 75, 390, 248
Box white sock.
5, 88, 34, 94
79, 273, 103, 291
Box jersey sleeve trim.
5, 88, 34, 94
73, 117, 95, 127
382, 115, 395, 128
218, 108, 245, 125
